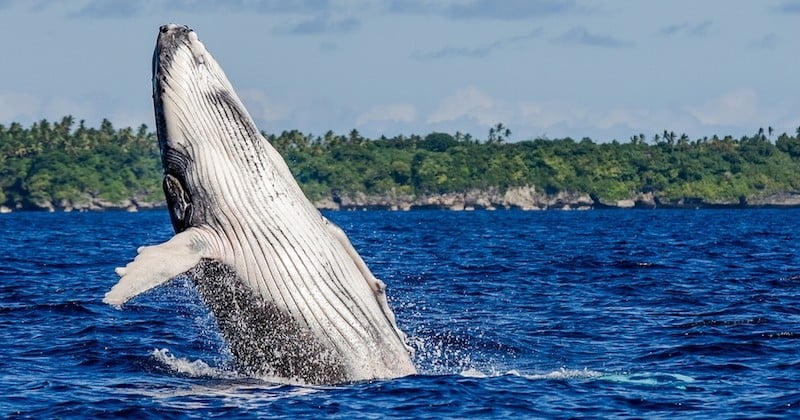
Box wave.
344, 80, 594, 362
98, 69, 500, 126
150, 349, 334, 387
460, 367, 696, 389
460, 367, 602, 380
151, 348, 237, 379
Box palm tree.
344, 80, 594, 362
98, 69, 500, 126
348, 128, 362, 144
488, 123, 510, 143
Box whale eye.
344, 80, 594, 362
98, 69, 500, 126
160, 26, 168, 34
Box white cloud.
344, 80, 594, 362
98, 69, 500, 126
41, 96, 97, 122
239, 89, 295, 123
427, 86, 510, 127
356, 103, 416, 126
519, 101, 585, 129
0, 92, 153, 129
553, 26, 633, 48
109, 109, 152, 129
688, 88, 759, 126
686, 88, 799, 137
0, 92, 40, 122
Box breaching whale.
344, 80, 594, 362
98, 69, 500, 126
103, 24, 417, 384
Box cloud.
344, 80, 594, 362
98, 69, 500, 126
356, 104, 417, 126
423, 88, 765, 142
686, 88, 800, 139
109, 109, 153, 130
413, 28, 542, 60
0, 92, 40, 122
64, 0, 339, 18
239, 89, 295, 123
445, 0, 574, 20
554, 26, 633, 48
386, 0, 575, 20
656, 21, 711, 37
776, 1, 800, 13
519, 101, 584, 129
71, 0, 147, 18
161, 0, 335, 15
0, 92, 148, 129
41, 96, 97, 122
517, 100, 697, 141
428, 86, 511, 127
749, 33, 780, 49
280, 13, 360, 35
688, 88, 760, 127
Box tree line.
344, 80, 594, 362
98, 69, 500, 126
2, 116, 800, 210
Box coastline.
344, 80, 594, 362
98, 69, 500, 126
6, 186, 800, 213
317, 187, 800, 211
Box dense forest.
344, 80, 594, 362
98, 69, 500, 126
2, 116, 800, 211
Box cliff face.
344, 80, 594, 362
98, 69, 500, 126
318, 187, 593, 211
2, 194, 165, 213
7, 187, 800, 213
316, 187, 800, 211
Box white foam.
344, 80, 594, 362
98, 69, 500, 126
151, 348, 236, 379
150, 348, 331, 387
457, 367, 696, 388
459, 368, 488, 378
599, 372, 696, 386
521, 367, 603, 380
459, 367, 603, 380
122, 379, 319, 411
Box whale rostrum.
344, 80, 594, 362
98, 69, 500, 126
103, 24, 417, 384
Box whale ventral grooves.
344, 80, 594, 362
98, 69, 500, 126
104, 23, 418, 385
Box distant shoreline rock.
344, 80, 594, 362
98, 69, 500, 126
4, 194, 166, 213
5, 187, 800, 213
315, 187, 800, 211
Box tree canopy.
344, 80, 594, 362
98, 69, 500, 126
2, 116, 800, 210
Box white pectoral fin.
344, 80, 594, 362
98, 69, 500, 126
324, 216, 414, 355
103, 228, 211, 308
324, 218, 393, 312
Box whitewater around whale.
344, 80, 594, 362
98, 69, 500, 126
103, 24, 417, 385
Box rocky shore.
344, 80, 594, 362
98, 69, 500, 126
5, 186, 800, 213
315, 186, 800, 211
0, 195, 165, 213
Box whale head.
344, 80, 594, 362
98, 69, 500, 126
152, 23, 268, 233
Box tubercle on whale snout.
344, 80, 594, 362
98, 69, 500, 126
155, 24, 208, 70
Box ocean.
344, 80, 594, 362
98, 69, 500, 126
1, 209, 799, 418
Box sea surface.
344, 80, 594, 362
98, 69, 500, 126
2, 209, 800, 418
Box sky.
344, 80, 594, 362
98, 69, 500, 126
1, 0, 799, 142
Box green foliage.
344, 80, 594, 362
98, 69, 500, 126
0, 116, 161, 209
2, 117, 800, 210
268, 127, 800, 205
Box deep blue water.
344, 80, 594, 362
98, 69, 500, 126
2, 209, 800, 418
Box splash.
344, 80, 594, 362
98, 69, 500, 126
408, 332, 485, 376
151, 348, 237, 379
150, 348, 328, 386
519, 367, 603, 380
459, 367, 602, 380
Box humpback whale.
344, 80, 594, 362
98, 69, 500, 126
103, 24, 416, 384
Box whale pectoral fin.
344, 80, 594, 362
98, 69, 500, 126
323, 218, 395, 316
103, 227, 211, 308
324, 217, 414, 355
